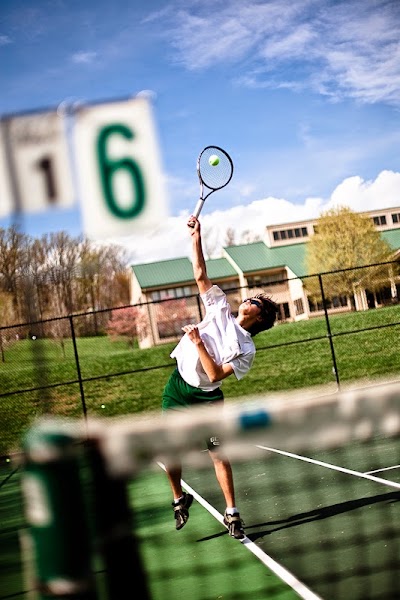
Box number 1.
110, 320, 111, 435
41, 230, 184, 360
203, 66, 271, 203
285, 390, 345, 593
36, 156, 57, 203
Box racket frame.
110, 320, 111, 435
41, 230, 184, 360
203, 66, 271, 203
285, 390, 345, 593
192, 145, 233, 219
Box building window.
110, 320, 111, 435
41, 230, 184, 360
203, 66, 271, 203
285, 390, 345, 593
392, 212, 400, 224
276, 302, 290, 321
151, 286, 192, 301
219, 281, 235, 291
272, 227, 308, 241
159, 290, 174, 300
372, 215, 387, 226
332, 295, 348, 308
294, 298, 304, 315
247, 272, 286, 287
247, 275, 262, 286
175, 286, 192, 298
308, 295, 348, 312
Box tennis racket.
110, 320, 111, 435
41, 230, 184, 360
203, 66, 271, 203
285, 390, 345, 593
190, 146, 233, 224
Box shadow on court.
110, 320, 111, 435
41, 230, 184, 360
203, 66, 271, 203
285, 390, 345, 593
247, 490, 400, 541
195, 490, 400, 543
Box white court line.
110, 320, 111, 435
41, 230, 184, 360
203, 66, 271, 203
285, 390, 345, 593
255, 446, 400, 490
157, 462, 322, 600
364, 464, 400, 475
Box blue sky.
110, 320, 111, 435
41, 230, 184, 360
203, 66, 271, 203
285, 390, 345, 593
1, 0, 400, 263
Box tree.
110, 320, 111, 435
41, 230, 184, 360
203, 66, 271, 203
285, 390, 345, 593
224, 227, 236, 247
0, 225, 30, 322
240, 229, 261, 244
106, 306, 145, 347
224, 227, 261, 247
93, 244, 130, 308
157, 298, 194, 338
44, 231, 81, 316
0, 225, 130, 328
305, 207, 393, 306
202, 226, 219, 259
24, 238, 49, 323
75, 241, 129, 335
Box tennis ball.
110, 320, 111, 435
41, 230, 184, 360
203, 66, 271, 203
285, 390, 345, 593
209, 154, 220, 166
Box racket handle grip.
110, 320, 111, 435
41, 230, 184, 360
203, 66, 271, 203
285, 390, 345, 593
188, 199, 205, 228
193, 199, 205, 218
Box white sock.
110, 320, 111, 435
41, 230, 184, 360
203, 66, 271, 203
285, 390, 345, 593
174, 495, 184, 504
225, 507, 238, 515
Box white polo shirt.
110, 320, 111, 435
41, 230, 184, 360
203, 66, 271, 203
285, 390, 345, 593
170, 285, 256, 391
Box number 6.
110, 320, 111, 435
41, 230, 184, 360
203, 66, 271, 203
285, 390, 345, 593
97, 124, 145, 219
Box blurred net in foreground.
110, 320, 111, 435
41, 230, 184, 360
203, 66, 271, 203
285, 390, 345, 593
19, 383, 400, 600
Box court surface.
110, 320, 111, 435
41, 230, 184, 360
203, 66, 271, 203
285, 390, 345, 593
131, 434, 400, 600
0, 420, 399, 599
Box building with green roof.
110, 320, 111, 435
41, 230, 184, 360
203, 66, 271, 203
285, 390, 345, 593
131, 206, 400, 347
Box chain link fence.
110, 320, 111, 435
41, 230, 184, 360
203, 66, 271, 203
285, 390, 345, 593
1, 261, 399, 456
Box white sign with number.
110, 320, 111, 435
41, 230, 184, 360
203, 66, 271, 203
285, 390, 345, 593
0, 121, 14, 218
74, 97, 168, 240
0, 111, 75, 215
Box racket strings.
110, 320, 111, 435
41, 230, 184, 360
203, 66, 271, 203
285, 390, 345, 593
198, 147, 233, 190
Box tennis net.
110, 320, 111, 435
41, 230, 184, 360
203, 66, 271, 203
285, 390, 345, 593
19, 381, 400, 600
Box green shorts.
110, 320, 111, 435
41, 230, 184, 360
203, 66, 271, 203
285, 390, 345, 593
162, 368, 224, 411
162, 369, 224, 451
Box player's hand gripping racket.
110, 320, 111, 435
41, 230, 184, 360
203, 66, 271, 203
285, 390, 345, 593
190, 146, 233, 226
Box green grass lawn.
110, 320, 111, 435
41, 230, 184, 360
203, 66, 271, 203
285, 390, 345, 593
1, 304, 399, 455
1, 304, 399, 599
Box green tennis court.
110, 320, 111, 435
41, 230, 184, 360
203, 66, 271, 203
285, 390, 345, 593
0, 463, 297, 600
130, 433, 400, 600
1, 384, 399, 600
0, 462, 25, 599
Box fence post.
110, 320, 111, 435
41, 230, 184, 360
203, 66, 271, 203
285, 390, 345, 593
69, 316, 88, 421
0, 332, 4, 363
318, 274, 341, 389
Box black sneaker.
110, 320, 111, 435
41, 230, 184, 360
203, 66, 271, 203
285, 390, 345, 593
223, 511, 245, 539
172, 492, 194, 530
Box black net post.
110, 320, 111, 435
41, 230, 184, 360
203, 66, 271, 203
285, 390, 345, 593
20, 420, 98, 599
86, 438, 151, 600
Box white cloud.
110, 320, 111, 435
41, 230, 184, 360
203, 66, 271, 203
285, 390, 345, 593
159, 0, 400, 106
166, 1, 305, 70
0, 35, 12, 46
114, 170, 400, 265
141, 5, 174, 24
136, 89, 158, 101
328, 170, 400, 212
71, 51, 97, 65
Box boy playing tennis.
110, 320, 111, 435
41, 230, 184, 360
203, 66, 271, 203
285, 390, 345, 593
162, 215, 278, 539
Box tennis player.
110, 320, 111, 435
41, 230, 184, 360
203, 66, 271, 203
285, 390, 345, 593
162, 215, 278, 539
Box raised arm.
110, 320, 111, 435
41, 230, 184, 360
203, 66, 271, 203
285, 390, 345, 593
188, 216, 212, 295
182, 323, 234, 383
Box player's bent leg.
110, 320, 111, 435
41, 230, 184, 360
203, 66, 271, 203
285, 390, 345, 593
208, 446, 245, 539
208, 447, 235, 507
165, 462, 194, 531
165, 463, 183, 500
